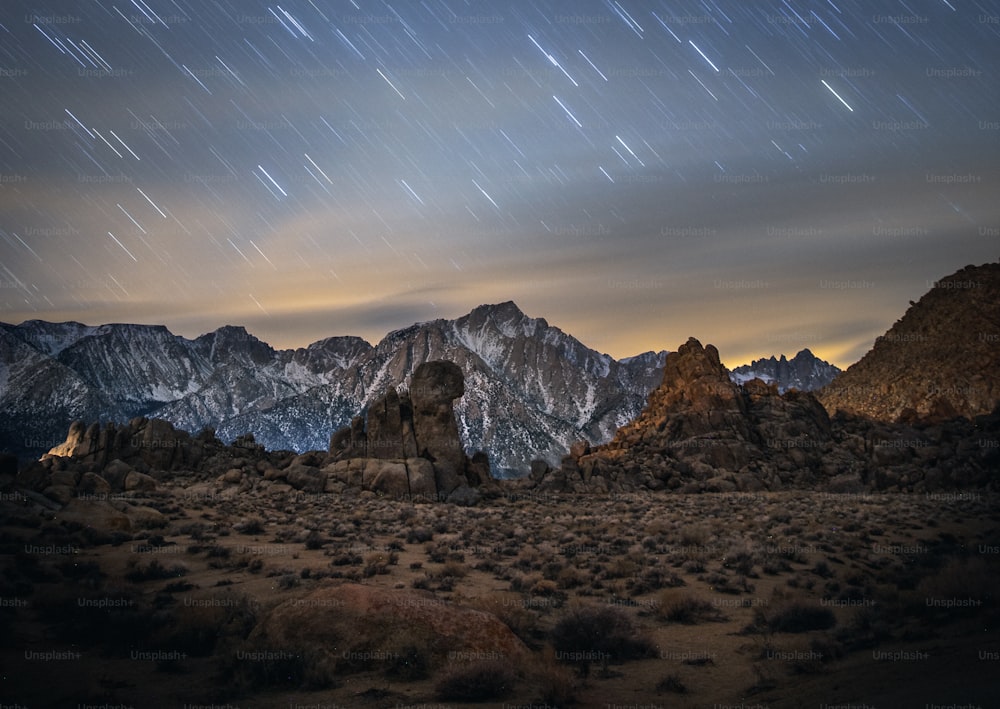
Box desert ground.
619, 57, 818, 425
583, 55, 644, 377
2, 478, 998, 708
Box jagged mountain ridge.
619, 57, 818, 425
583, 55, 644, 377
730, 349, 841, 393
0, 303, 666, 477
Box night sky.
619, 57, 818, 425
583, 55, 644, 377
1, 0, 998, 368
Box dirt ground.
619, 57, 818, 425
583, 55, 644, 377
2, 482, 998, 708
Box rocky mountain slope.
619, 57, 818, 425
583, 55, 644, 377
531, 338, 842, 493
0, 303, 665, 477
818, 262, 1000, 422
526, 263, 1000, 495
527, 336, 999, 495
730, 349, 840, 393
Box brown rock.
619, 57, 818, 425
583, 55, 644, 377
43, 485, 75, 505
540, 338, 836, 493
366, 387, 405, 459
406, 458, 437, 499
78, 472, 112, 496
252, 583, 528, 671
49, 469, 80, 488
57, 498, 131, 531
365, 459, 410, 499
411, 361, 467, 495
285, 464, 326, 493
221, 468, 244, 484
102, 459, 133, 491
124, 470, 156, 492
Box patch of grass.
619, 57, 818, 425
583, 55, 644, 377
532, 654, 577, 707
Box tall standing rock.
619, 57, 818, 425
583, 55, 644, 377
410, 361, 467, 496
327, 360, 492, 501
366, 386, 405, 459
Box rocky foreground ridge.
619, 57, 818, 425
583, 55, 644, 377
15, 361, 498, 515
526, 337, 999, 495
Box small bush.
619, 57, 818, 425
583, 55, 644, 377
657, 591, 727, 624
304, 531, 325, 550
125, 559, 187, 583
532, 651, 577, 706
363, 552, 390, 578
238, 519, 265, 535
550, 604, 657, 675
406, 527, 433, 543
440, 559, 468, 578
435, 660, 516, 701
747, 601, 836, 634
656, 673, 688, 694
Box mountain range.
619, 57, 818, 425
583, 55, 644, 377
2, 302, 678, 476
730, 349, 841, 393
3, 261, 998, 485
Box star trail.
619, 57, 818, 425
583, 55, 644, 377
1, 0, 998, 366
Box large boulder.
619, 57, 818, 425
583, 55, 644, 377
252, 583, 528, 674
365, 459, 410, 499
285, 464, 326, 493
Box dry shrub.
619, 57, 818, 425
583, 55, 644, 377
678, 524, 710, 547
557, 566, 584, 589
550, 603, 658, 674
532, 646, 577, 706
745, 600, 836, 634
656, 589, 727, 624
656, 673, 689, 694
440, 559, 468, 578
435, 659, 517, 701
916, 556, 997, 607
363, 552, 391, 577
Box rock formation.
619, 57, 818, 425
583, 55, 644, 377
527, 337, 1000, 494
531, 338, 834, 493
327, 360, 495, 503
45, 416, 206, 470
26, 360, 493, 505
818, 261, 1000, 422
